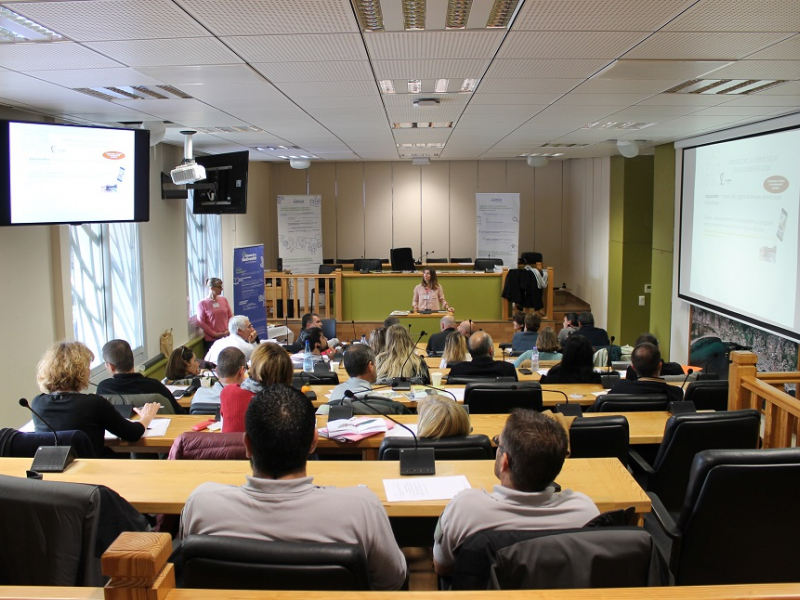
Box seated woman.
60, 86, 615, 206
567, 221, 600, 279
368, 327, 387, 357
439, 331, 471, 369
31, 341, 160, 457
220, 342, 293, 433
514, 326, 562, 368
539, 334, 601, 385
163, 346, 217, 386
417, 396, 471, 439
376, 324, 431, 385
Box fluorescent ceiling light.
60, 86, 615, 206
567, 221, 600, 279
408, 80, 422, 94
487, 0, 522, 28
379, 80, 395, 94
403, 0, 425, 30
527, 156, 549, 167
353, 0, 385, 30
446, 0, 472, 28
393, 122, 452, 129
434, 79, 449, 93
583, 121, 655, 131
0, 7, 63, 42
461, 79, 478, 92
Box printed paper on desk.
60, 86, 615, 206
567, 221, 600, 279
384, 475, 471, 502
166, 384, 189, 395
384, 423, 418, 438
538, 368, 549, 376
103, 418, 170, 440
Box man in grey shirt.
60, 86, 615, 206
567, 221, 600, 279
181, 383, 408, 590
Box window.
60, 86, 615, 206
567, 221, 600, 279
70, 222, 144, 369
185, 202, 222, 319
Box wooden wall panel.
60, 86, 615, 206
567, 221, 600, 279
533, 161, 564, 277
449, 161, 478, 260
507, 160, 535, 260
364, 162, 393, 260
392, 162, 421, 254
421, 161, 450, 261
309, 162, 337, 260
336, 162, 365, 261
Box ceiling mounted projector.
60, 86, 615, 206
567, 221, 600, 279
170, 130, 207, 184
527, 156, 549, 167
290, 158, 311, 169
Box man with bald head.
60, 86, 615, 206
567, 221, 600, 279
447, 331, 518, 381
426, 315, 457, 355
457, 320, 473, 338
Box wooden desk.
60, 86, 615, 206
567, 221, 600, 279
0, 457, 649, 517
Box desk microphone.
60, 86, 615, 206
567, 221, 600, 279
394, 331, 426, 391
18, 398, 76, 473
546, 390, 582, 417
351, 320, 357, 344
344, 390, 435, 475
680, 368, 694, 391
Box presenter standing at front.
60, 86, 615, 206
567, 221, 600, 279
412, 268, 454, 313
197, 277, 233, 357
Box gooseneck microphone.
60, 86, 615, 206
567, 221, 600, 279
344, 390, 435, 475
18, 398, 76, 473
19, 398, 60, 445
351, 320, 357, 344
394, 331, 426, 391
681, 368, 695, 391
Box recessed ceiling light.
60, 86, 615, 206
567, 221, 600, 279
353, 0, 384, 31
379, 80, 395, 94
486, 0, 522, 28
461, 79, 478, 92
408, 80, 422, 94
446, 0, 472, 29
434, 79, 449, 93
403, 0, 425, 30
665, 78, 787, 95
583, 121, 656, 131
0, 7, 63, 42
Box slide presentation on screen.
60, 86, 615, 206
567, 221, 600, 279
679, 127, 800, 337
8, 122, 136, 224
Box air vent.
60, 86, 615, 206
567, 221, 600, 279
196, 126, 266, 134
583, 121, 656, 131
73, 85, 193, 101
664, 79, 787, 95
393, 122, 453, 128
519, 152, 564, 158
541, 143, 592, 149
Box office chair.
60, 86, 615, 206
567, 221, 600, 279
569, 416, 630, 467
474, 258, 503, 271
426, 257, 448, 263
683, 380, 728, 411
518, 252, 543, 265
168, 432, 247, 460
105, 392, 176, 414
310, 264, 342, 308
378, 435, 493, 461
451, 257, 472, 263
179, 535, 371, 590
629, 409, 759, 513
353, 258, 382, 272
3, 428, 96, 458
390, 247, 415, 271
590, 393, 669, 412
648, 448, 800, 585
463, 382, 542, 414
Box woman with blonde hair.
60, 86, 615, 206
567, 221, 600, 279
220, 342, 293, 432
439, 331, 471, 369
417, 396, 471, 439
31, 341, 160, 457
514, 326, 562, 367
376, 324, 431, 384
369, 327, 387, 356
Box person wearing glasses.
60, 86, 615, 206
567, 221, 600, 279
196, 278, 233, 358
204, 315, 258, 364
432, 409, 599, 576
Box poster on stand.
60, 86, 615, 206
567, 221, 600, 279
476, 193, 520, 267
277, 195, 323, 273
233, 244, 268, 339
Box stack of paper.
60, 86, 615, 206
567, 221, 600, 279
319, 417, 392, 442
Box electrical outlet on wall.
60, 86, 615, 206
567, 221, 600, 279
639, 295, 646, 306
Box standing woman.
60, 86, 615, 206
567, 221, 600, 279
197, 278, 233, 357
412, 268, 454, 313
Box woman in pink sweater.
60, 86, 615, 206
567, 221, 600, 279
196, 278, 233, 357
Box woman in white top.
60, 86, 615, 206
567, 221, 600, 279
412, 268, 454, 313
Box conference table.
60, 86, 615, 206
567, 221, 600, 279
0, 457, 650, 519
106, 412, 673, 458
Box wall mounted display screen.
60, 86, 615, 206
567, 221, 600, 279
678, 122, 800, 341
0, 120, 150, 225
191, 150, 249, 215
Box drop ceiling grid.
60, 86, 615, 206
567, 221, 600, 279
9, 0, 211, 42
25, 67, 164, 88
570, 79, 685, 94
84, 39, 243, 67
135, 64, 273, 85
364, 31, 506, 60
623, 32, 793, 60
294, 95, 386, 109
471, 92, 563, 105
717, 95, 800, 108
690, 105, 795, 117
275, 80, 381, 97
455, 114, 532, 133
174, 0, 359, 36
606, 104, 702, 118
305, 105, 389, 119
556, 92, 658, 106
745, 35, 800, 60
477, 78, 583, 94
536, 104, 626, 121
251, 61, 374, 83
511, 0, 700, 32
220, 34, 368, 62
662, 0, 800, 31
496, 31, 651, 60
185, 81, 296, 104
636, 93, 731, 106
0, 43, 123, 71
371, 58, 491, 79
66, 106, 176, 123
462, 103, 547, 117
483, 58, 611, 79
706, 60, 800, 79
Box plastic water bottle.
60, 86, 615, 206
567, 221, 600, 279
530, 346, 540, 372
360, 334, 368, 345
303, 340, 313, 372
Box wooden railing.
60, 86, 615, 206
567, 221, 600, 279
264, 271, 343, 323
729, 351, 800, 448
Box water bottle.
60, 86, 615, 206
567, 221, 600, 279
360, 334, 368, 345
303, 340, 313, 372
530, 345, 540, 372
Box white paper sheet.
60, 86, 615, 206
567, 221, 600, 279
383, 423, 418, 438
384, 475, 471, 502
104, 417, 170, 439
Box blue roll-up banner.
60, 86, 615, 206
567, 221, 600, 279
233, 244, 267, 339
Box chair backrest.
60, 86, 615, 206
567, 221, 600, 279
293, 371, 339, 386
591, 394, 669, 412
673, 448, 800, 585
378, 434, 493, 460
389, 247, 415, 271
179, 535, 372, 590
0, 474, 102, 586
474, 258, 503, 271
464, 382, 542, 414
321, 318, 336, 340
599, 373, 620, 388
519, 252, 543, 265
683, 380, 728, 411
105, 393, 176, 414
569, 416, 629, 466
169, 431, 247, 460
451, 257, 472, 263
651, 409, 760, 512
452, 527, 666, 590
318, 264, 342, 274
426, 257, 448, 263
353, 258, 382, 272
7, 429, 96, 458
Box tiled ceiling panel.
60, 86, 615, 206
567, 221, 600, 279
705, 60, 800, 80
85, 39, 243, 67
744, 34, 800, 60
365, 31, 505, 60
477, 78, 583, 94
497, 31, 650, 60
221, 34, 368, 62
485, 59, 610, 79
512, 0, 700, 31
252, 61, 375, 83
0, 43, 123, 71
623, 32, 793, 60
26, 68, 165, 88
663, 0, 800, 31
471, 93, 562, 105
372, 59, 490, 80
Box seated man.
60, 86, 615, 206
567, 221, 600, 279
205, 315, 257, 363
572, 311, 610, 348
511, 313, 541, 352
558, 312, 579, 345
607, 342, 684, 403
427, 315, 457, 355
457, 320, 474, 338
291, 327, 329, 369
97, 339, 183, 413
298, 312, 340, 348
190, 347, 247, 412
180, 384, 408, 590
448, 332, 517, 381
624, 333, 684, 381
433, 409, 600, 575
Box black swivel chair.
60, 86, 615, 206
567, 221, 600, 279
293, 371, 339, 387
474, 258, 503, 271
310, 264, 342, 308
629, 409, 760, 513
451, 257, 472, 263
683, 380, 728, 411
569, 416, 630, 467
378, 435, 493, 461
353, 258, 382, 272
590, 394, 670, 412
2, 429, 96, 458
390, 247, 415, 271
463, 382, 543, 414
426, 257, 448, 263
648, 448, 800, 585
179, 535, 371, 590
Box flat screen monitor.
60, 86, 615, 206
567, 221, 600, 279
0, 120, 150, 225
191, 150, 249, 215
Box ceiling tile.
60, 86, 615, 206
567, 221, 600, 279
372, 59, 490, 80
497, 31, 649, 59
706, 60, 800, 80
252, 61, 374, 83
512, 0, 699, 31
477, 78, 583, 94
0, 42, 122, 71
85, 38, 243, 67
365, 31, 505, 60
623, 32, 792, 60
485, 59, 610, 79
663, 0, 800, 32
221, 33, 367, 62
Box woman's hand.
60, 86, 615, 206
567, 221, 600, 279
134, 402, 161, 429
447, 306, 455, 313
215, 330, 228, 339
